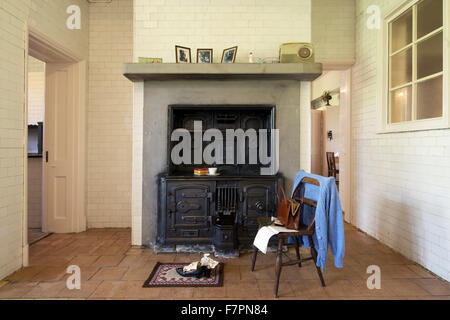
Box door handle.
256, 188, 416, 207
46, 151, 48, 163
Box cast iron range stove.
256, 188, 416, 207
157, 105, 283, 256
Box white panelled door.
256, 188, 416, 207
44, 63, 75, 233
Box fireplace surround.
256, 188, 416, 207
123, 63, 322, 248
157, 104, 283, 254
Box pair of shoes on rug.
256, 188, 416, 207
176, 266, 212, 279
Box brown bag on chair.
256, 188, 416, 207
276, 184, 305, 230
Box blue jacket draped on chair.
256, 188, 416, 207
289, 170, 345, 270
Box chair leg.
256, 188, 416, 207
274, 238, 284, 298
294, 236, 302, 268
251, 245, 258, 272
308, 236, 326, 287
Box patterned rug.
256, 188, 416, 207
143, 262, 224, 287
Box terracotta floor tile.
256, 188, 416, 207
116, 281, 161, 299
225, 281, 260, 299
90, 267, 128, 281
289, 264, 320, 280
23, 281, 67, 299
60, 266, 100, 282
406, 265, 436, 279
279, 263, 327, 282
5, 266, 45, 282
349, 279, 397, 297
69, 255, 101, 267
49, 246, 78, 259
173, 254, 201, 263
222, 265, 240, 282
378, 265, 423, 279
121, 266, 153, 281
90, 281, 123, 298
91, 255, 124, 267
324, 279, 365, 297
383, 279, 431, 297
125, 248, 147, 255
413, 279, 450, 296
148, 253, 176, 262
31, 266, 67, 281
239, 265, 258, 281
258, 280, 296, 299
252, 265, 276, 281
97, 239, 117, 247
90, 281, 161, 299
55, 281, 101, 299
92, 246, 126, 256
192, 285, 227, 298
0, 282, 38, 299
159, 287, 194, 299
71, 245, 100, 255
290, 279, 329, 298
30, 255, 72, 267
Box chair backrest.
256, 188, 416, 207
292, 177, 320, 231
326, 152, 337, 178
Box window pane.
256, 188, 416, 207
417, 32, 443, 80
417, 0, 443, 38
417, 76, 443, 120
390, 86, 412, 123
391, 48, 412, 88
391, 9, 413, 52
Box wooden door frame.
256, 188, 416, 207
312, 65, 353, 224
339, 68, 352, 224
23, 25, 87, 266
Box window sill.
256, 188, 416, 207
377, 117, 450, 134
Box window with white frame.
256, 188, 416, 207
388, 0, 443, 124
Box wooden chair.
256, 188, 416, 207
251, 177, 326, 298
326, 152, 339, 189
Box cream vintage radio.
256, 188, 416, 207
279, 42, 315, 63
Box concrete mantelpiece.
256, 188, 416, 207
123, 63, 322, 82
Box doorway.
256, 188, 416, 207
23, 28, 87, 264
26, 55, 49, 244
310, 69, 352, 222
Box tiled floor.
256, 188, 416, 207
1, 224, 449, 300
28, 229, 50, 245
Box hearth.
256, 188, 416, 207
157, 105, 283, 254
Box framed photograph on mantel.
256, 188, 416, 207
221, 46, 238, 63
197, 48, 213, 64
175, 45, 191, 63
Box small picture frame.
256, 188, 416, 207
221, 46, 238, 63
175, 45, 191, 63
197, 48, 213, 64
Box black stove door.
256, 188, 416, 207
165, 181, 214, 243
238, 181, 276, 246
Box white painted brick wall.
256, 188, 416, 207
0, 0, 89, 280
311, 0, 355, 66
133, 0, 311, 63
352, 0, 450, 281
87, 0, 133, 228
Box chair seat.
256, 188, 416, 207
257, 217, 314, 237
